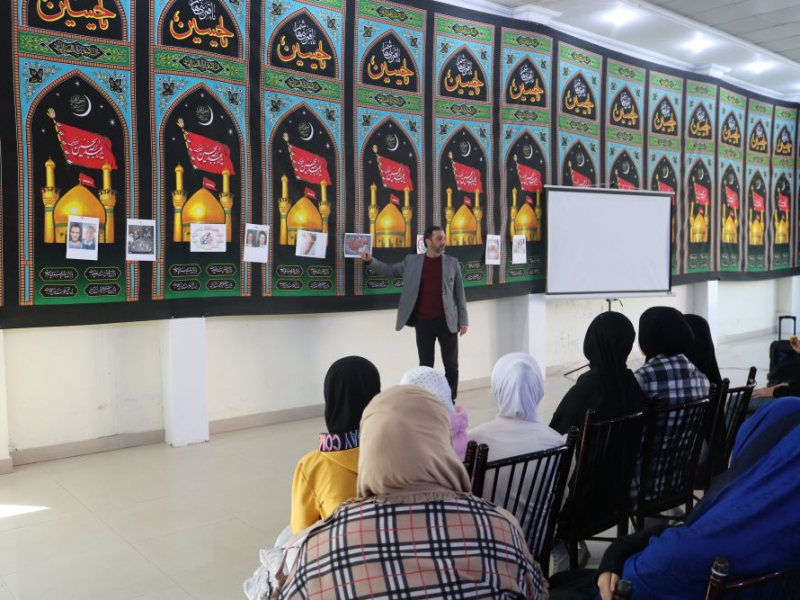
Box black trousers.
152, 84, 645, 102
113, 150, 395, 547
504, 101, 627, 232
414, 317, 459, 399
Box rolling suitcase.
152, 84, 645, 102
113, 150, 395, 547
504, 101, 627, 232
767, 316, 797, 386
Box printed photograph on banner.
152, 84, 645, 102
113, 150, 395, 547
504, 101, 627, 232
126, 219, 156, 262
244, 224, 269, 264
344, 233, 372, 259
485, 235, 501, 266
190, 223, 227, 253
66, 216, 100, 261
296, 230, 328, 259
416, 234, 426, 254
511, 234, 527, 264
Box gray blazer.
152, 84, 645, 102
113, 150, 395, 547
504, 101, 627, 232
368, 254, 468, 333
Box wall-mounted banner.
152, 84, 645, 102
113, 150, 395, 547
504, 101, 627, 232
433, 13, 494, 288
354, 0, 425, 296
771, 105, 796, 271
605, 59, 645, 193
683, 80, 717, 274
498, 27, 552, 285
264, 0, 345, 297
717, 87, 746, 273
744, 98, 773, 273
647, 70, 683, 276
151, 0, 251, 300
13, 0, 137, 306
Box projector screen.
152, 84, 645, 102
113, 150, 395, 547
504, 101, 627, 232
546, 186, 672, 296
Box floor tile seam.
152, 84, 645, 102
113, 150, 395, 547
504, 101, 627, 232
0, 574, 19, 600
129, 515, 245, 548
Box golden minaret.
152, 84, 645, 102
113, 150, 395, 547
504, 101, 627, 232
445, 187, 454, 244
219, 169, 233, 242
172, 164, 186, 242
42, 158, 60, 243
99, 163, 116, 243
510, 187, 518, 237
368, 183, 379, 238
279, 174, 290, 245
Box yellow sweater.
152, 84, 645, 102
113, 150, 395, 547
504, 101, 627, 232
290, 447, 360, 533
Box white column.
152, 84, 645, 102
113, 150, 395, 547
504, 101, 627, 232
527, 294, 547, 380
691, 280, 720, 345
776, 275, 800, 335
0, 331, 13, 474
160, 318, 209, 447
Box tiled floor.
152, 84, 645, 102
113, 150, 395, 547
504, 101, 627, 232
0, 335, 771, 599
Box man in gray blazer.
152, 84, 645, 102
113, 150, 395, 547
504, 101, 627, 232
362, 226, 468, 399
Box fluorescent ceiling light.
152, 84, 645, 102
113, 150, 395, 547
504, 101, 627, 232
745, 61, 773, 74
684, 33, 713, 54
603, 5, 639, 27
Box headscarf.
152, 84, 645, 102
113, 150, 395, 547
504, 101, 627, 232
583, 312, 636, 398
400, 367, 454, 414
323, 356, 381, 436
637, 306, 695, 361
357, 385, 470, 500
683, 314, 722, 387
621, 398, 800, 596
491, 353, 545, 423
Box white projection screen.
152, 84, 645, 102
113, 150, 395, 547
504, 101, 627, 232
546, 186, 672, 296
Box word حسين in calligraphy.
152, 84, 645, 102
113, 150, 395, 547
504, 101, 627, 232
47, 40, 104, 60
86, 283, 121, 297
41, 285, 78, 297
170, 11, 235, 49
40, 267, 78, 281
276, 36, 331, 70
178, 55, 224, 74
367, 56, 414, 86
443, 70, 484, 97
36, 0, 117, 31
509, 78, 543, 103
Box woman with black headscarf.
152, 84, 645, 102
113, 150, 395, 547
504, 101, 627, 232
634, 307, 710, 406
683, 314, 722, 387
551, 312, 646, 434
289, 356, 381, 533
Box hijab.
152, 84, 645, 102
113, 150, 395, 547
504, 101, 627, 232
638, 306, 695, 361
357, 385, 470, 500
584, 312, 637, 398
323, 356, 381, 436
400, 367, 454, 414
491, 353, 545, 423
683, 314, 722, 387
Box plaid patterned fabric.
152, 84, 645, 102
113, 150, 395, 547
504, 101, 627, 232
632, 354, 710, 502
279, 495, 547, 599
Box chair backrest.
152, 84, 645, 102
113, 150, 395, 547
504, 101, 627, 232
463, 440, 478, 478
567, 410, 646, 537
718, 367, 757, 471
471, 443, 490, 496
472, 428, 578, 570
612, 579, 632, 599
706, 556, 800, 600
637, 396, 710, 515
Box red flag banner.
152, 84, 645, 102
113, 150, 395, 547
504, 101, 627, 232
304, 187, 317, 200
525, 195, 534, 205
463, 195, 472, 207
753, 191, 765, 212
376, 154, 414, 191
617, 176, 637, 191
694, 182, 710, 205
54, 121, 117, 170
202, 177, 217, 192
516, 162, 543, 192
389, 194, 401, 206
571, 168, 592, 188
452, 160, 483, 193
287, 143, 330, 185
184, 130, 236, 174
79, 173, 96, 188
725, 187, 739, 209
658, 180, 675, 204
779, 193, 789, 211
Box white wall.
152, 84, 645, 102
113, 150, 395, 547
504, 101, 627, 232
718, 280, 777, 340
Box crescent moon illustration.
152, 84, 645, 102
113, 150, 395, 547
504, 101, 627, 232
74, 95, 92, 117
523, 144, 533, 160
460, 140, 471, 157
576, 153, 585, 167
198, 106, 214, 127
622, 161, 630, 174
386, 134, 399, 151
300, 122, 314, 141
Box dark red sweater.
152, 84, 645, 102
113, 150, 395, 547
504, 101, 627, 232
414, 255, 444, 320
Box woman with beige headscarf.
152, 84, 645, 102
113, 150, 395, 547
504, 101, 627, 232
278, 385, 548, 599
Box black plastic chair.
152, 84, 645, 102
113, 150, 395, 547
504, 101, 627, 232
472, 428, 578, 577
706, 556, 800, 599
631, 396, 711, 530
463, 440, 478, 478
558, 409, 646, 569
612, 579, 632, 599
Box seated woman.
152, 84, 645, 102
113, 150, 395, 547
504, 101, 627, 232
401, 366, 469, 460
683, 314, 722, 388
289, 356, 380, 533
550, 312, 646, 434
634, 307, 710, 405
594, 397, 800, 600
278, 385, 547, 599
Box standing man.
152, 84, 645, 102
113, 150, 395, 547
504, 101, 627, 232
361, 226, 468, 399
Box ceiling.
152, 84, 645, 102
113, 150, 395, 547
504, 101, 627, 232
451, 0, 800, 99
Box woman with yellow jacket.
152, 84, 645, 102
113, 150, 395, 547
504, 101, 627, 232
289, 356, 381, 533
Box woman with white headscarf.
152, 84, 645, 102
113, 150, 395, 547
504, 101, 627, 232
469, 352, 565, 461
401, 366, 469, 460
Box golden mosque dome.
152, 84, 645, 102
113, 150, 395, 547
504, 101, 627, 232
54, 184, 106, 224
452, 204, 477, 234
377, 203, 405, 235
288, 196, 323, 232
183, 188, 225, 224
514, 203, 538, 234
